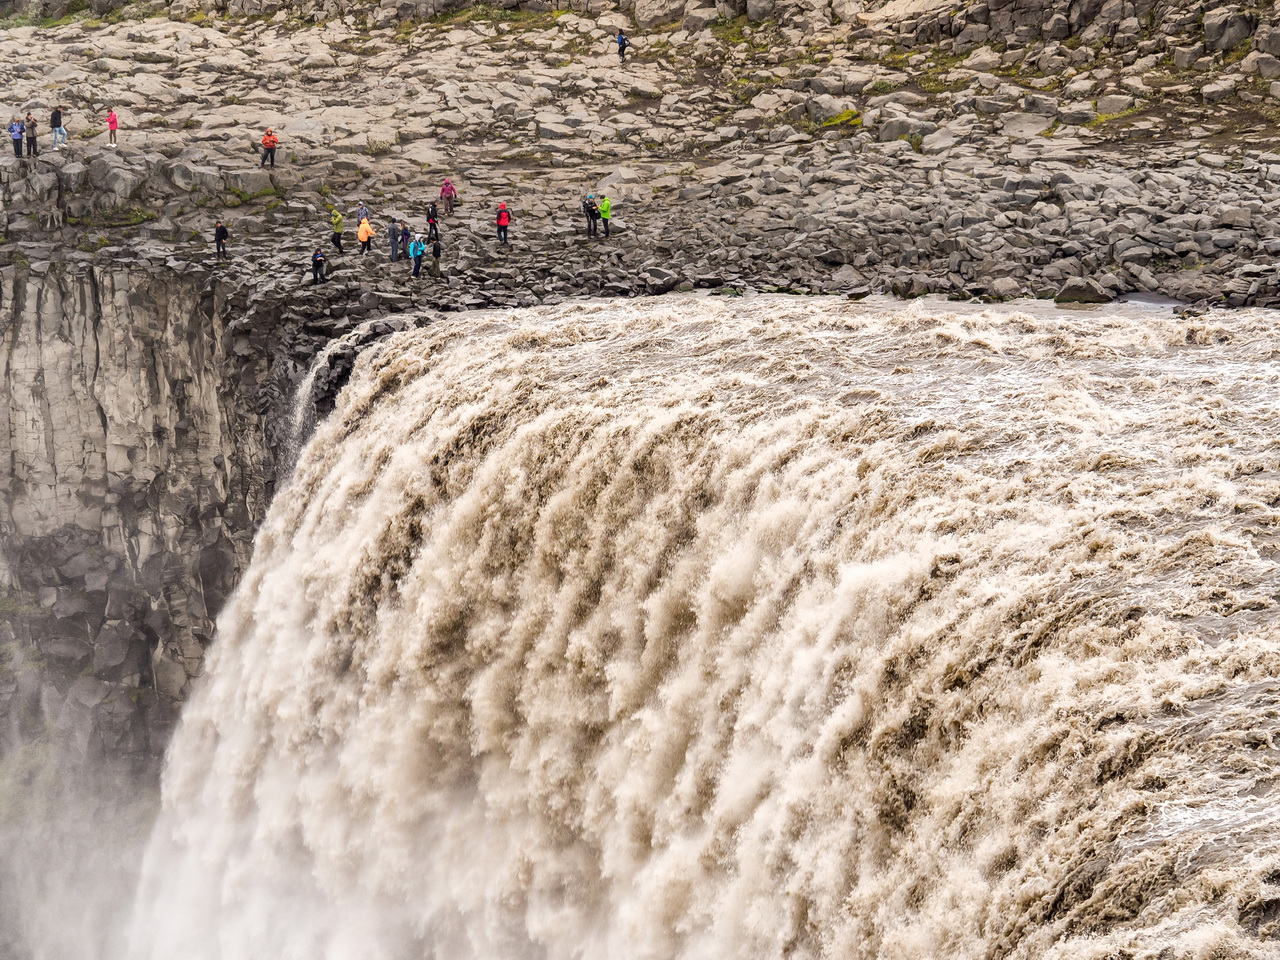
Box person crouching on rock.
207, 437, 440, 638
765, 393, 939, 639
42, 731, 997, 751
311, 247, 328, 284
358, 217, 374, 254
410, 234, 425, 278
496, 202, 511, 244
214, 220, 229, 260
24, 113, 37, 157
330, 208, 344, 253
260, 127, 279, 168
8, 117, 24, 158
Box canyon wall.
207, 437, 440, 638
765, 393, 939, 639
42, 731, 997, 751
0, 265, 269, 762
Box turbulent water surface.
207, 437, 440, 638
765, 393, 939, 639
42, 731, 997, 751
124, 295, 1280, 960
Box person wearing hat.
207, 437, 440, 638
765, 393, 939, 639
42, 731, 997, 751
260, 127, 279, 168
582, 193, 600, 237
495, 202, 511, 244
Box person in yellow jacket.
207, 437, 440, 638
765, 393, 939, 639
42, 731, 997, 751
330, 209, 344, 253
599, 194, 612, 237
357, 217, 375, 254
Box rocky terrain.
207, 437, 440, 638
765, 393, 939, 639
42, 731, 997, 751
5, 0, 1280, 769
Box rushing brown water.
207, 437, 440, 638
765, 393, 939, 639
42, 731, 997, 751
108, 295, 1280, 958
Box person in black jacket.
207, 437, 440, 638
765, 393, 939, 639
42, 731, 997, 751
582, 194, 600, 236
51, 105, 67, 149
214, 220, 229, 260
311, 248, 328, 284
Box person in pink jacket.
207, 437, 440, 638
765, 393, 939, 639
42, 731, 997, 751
106, 107, 118, 147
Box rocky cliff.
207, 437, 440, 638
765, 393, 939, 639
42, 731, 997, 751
0, 265, 266, 759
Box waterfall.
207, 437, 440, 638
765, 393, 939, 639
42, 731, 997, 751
127, 296, 1280, 960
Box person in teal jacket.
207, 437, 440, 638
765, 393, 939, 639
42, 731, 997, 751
599, 194, 612, 237
409, 234, 425, 277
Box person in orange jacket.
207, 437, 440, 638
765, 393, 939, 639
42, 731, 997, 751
495, 202, 511, 244
357, 217, 375, 254
260, 128, 279, 168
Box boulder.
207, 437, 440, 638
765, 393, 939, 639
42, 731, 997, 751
1203, 7, 1256, 52
878, 116, 936, 142
1055, 277, 1111, 303
1201, 79, 1237, 103
988, 277, 1022, 299
1096, 94, 1135, 114
635, 0, 683, 27
683, 6, 717, 29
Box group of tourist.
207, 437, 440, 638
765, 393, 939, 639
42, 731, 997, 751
7, 105, 114, 156
331, 195, 448, 281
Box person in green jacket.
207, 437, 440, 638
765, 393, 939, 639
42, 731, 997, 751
330, 209, 345, 253
599, 194, 612, 237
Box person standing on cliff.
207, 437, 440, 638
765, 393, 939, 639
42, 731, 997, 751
399, 220, 411, 260
106, 107, 118, 147
440, 178, 457, 216
615, 30, 631, 64
387, 219, 400, 262
409, 234, 425, 278
260, 127, 279, 168
213, 220, 229, 260
355, 200, 370, 223
426, 212, 439, 243
23, 113, 37, 158
599, 194, 612, 237
51, 105, 67, 150
431, 238, 442, 277
582, 194, 599, 236
8, 117, 24, 159
311, 247, 328, 285
330, 209, 345, 253
495, 202, 511, 244
358, 217, 374, 254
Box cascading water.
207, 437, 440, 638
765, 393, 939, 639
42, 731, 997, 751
126, 295, 1280, 960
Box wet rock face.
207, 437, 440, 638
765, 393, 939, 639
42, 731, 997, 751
0, 266, 268, 758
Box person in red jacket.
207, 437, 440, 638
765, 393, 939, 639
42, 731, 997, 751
260, 128, 279, 168
495, 202, 511, 244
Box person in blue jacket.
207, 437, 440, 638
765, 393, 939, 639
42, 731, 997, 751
616, 30, 631, 63
8, 117, 25, 158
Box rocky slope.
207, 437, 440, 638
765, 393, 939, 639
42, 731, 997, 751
4, 0, 1280, 770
